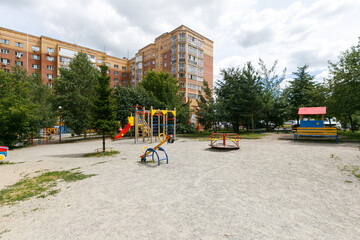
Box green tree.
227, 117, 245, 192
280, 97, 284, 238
258, 59, 287, 130
285, 64, 316, 123
113, 85, 164, 127
140, 70, 181, 108
216, 62, 263, 133
54, 52, 98, 136
327, 38, 360, 132
93, 65, 119, 152
195, 80, 217, 130
0, 67, 55, 146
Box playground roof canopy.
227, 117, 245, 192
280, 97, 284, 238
298, 107, 326, 115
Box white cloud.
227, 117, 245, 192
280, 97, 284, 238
1, 0, 360, 82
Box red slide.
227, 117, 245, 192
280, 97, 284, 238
113, 123, 132, 140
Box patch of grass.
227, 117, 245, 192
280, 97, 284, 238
36, 160, 43, 162
2, 211, 15, 217
0, 170, 96, 206
31, 208, 40, 212
345, 180, 353, 183
0, 161, 24, 165
338, 130, 360, 142
179, 130, 265, 140
71, 167, 81, 171
91, 161, 107, 166
83, 150, 120, 158
338, 164, 360, 180
0, 229, 10, 236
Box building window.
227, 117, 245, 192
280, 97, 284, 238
188, 45, 197, 56
1, 69, 10, 73
0, 39, 10, 45
136, 55, 142, 62
171, 35, 177, 45
164, 54, 167, 59
32, 46, 40, 52
179, 33, 186, 42
122, 73, 127, 77
152, 53, 155, 57
188, 54, 197, 65
198, 68, 203, 77
188, 93, 197, 99
178, 73, 185, 78
114, 71, 119, 75
179, 63, 185, 72
114, 64, 119, 69
47, 47, 54, 53
114, 78, 119, 82
188, 65, 197, 74
0, 49, 10, 54
198, 77, 203, 82
179, 53, 185, 62
188, 74, 197, 80
15, 61, 23, 66
198, 59, 203, 68
198, 49, 203, 58
97, 59, 103, 64
32, 64, 39, 69
47, 56, 54, 61
179, 44, 186, 52
106, 63, 110, 67
164, 63, 167, 67
1, 58, 10, 65
15, 42, 23, 48
188, 35, 197, 46
144, 55, 147, 60
171, 45, 177, 55
122, 66, 126, 70
47, 83, 53, 88
15, 51, 23, 58
198, 41, 203, 49
152, 60, 155, 65
47, 74, 54, 79
47, 65, 55, 70
107, 70, 110, 74
171, 64, 176, 74
59, 56, 71, 65
32, 55, 40, 60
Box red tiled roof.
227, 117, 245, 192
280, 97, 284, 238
298, 107, 326, 115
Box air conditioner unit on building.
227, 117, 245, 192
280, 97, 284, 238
33, 50, 38, 53
16, 55, 21, 59
47, 52, 51, 56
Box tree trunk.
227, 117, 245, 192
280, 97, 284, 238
233, 122, 239, 134
251, 111, 254, 133
266, 121, 269, 132
102, 134, 106, 152
349, 114, 354, 133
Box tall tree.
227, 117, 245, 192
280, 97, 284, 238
258, 59, 287, 130
216, 62, 263, 133
195, 80, 217, 130
93, 65, 118, 152
140, 70, 181, 108
54, 52, 98, 136
0, 67, 55, 146
285, 64, 316, 123
327, 38, 360, 132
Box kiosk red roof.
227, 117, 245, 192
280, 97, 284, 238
298, 107, 326, 115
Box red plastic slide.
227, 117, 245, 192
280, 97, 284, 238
113, 123, 132, 140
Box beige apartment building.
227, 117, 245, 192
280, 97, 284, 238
0, 25, 213, 105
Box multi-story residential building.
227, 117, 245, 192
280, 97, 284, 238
0, 27, 131, 88
130, 25, 213, 104
1, 25, 213, 105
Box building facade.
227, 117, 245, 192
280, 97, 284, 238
0, 25, 213, 105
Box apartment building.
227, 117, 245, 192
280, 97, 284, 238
0, 27, 131, 88
0, 25, 213, 105
130, 25, 213, 104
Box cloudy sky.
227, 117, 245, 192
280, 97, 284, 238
2, 0, 360, 84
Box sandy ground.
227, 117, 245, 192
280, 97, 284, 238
1, 134, 360, 240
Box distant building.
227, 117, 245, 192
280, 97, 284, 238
0, 25, 213, 104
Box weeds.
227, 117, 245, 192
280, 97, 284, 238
91, 161, 107, 166
83, 150, 120, 158
0, 161, 24, 165
0, 170, 96, 206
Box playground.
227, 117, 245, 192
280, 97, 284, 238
1, 134, 360, 239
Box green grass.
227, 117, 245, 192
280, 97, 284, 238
83, 150, 120, 158
0, 170, 96, 206
0, 161, 24, 165
91, 161, 107, 166
338, 130, 360, 142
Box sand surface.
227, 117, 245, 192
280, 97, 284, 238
1, 134, 360, 239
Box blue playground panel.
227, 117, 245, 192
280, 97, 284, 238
300, 120, 324, 128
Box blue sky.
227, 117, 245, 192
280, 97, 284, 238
2, 0, 360, 84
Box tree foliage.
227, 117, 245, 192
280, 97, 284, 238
54, 52, 98, 135
327, 38, 360, 131
0, 67, 55, 146
195, 80, 217, 130
216, 62, 263, 133
93, 65, 119, 151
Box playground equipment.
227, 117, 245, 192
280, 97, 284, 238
294, 107, 338, 143
209, 133, 241, 149
0, 146, 9, 161
113, 117, 134, 140
140, 133, 174, 165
